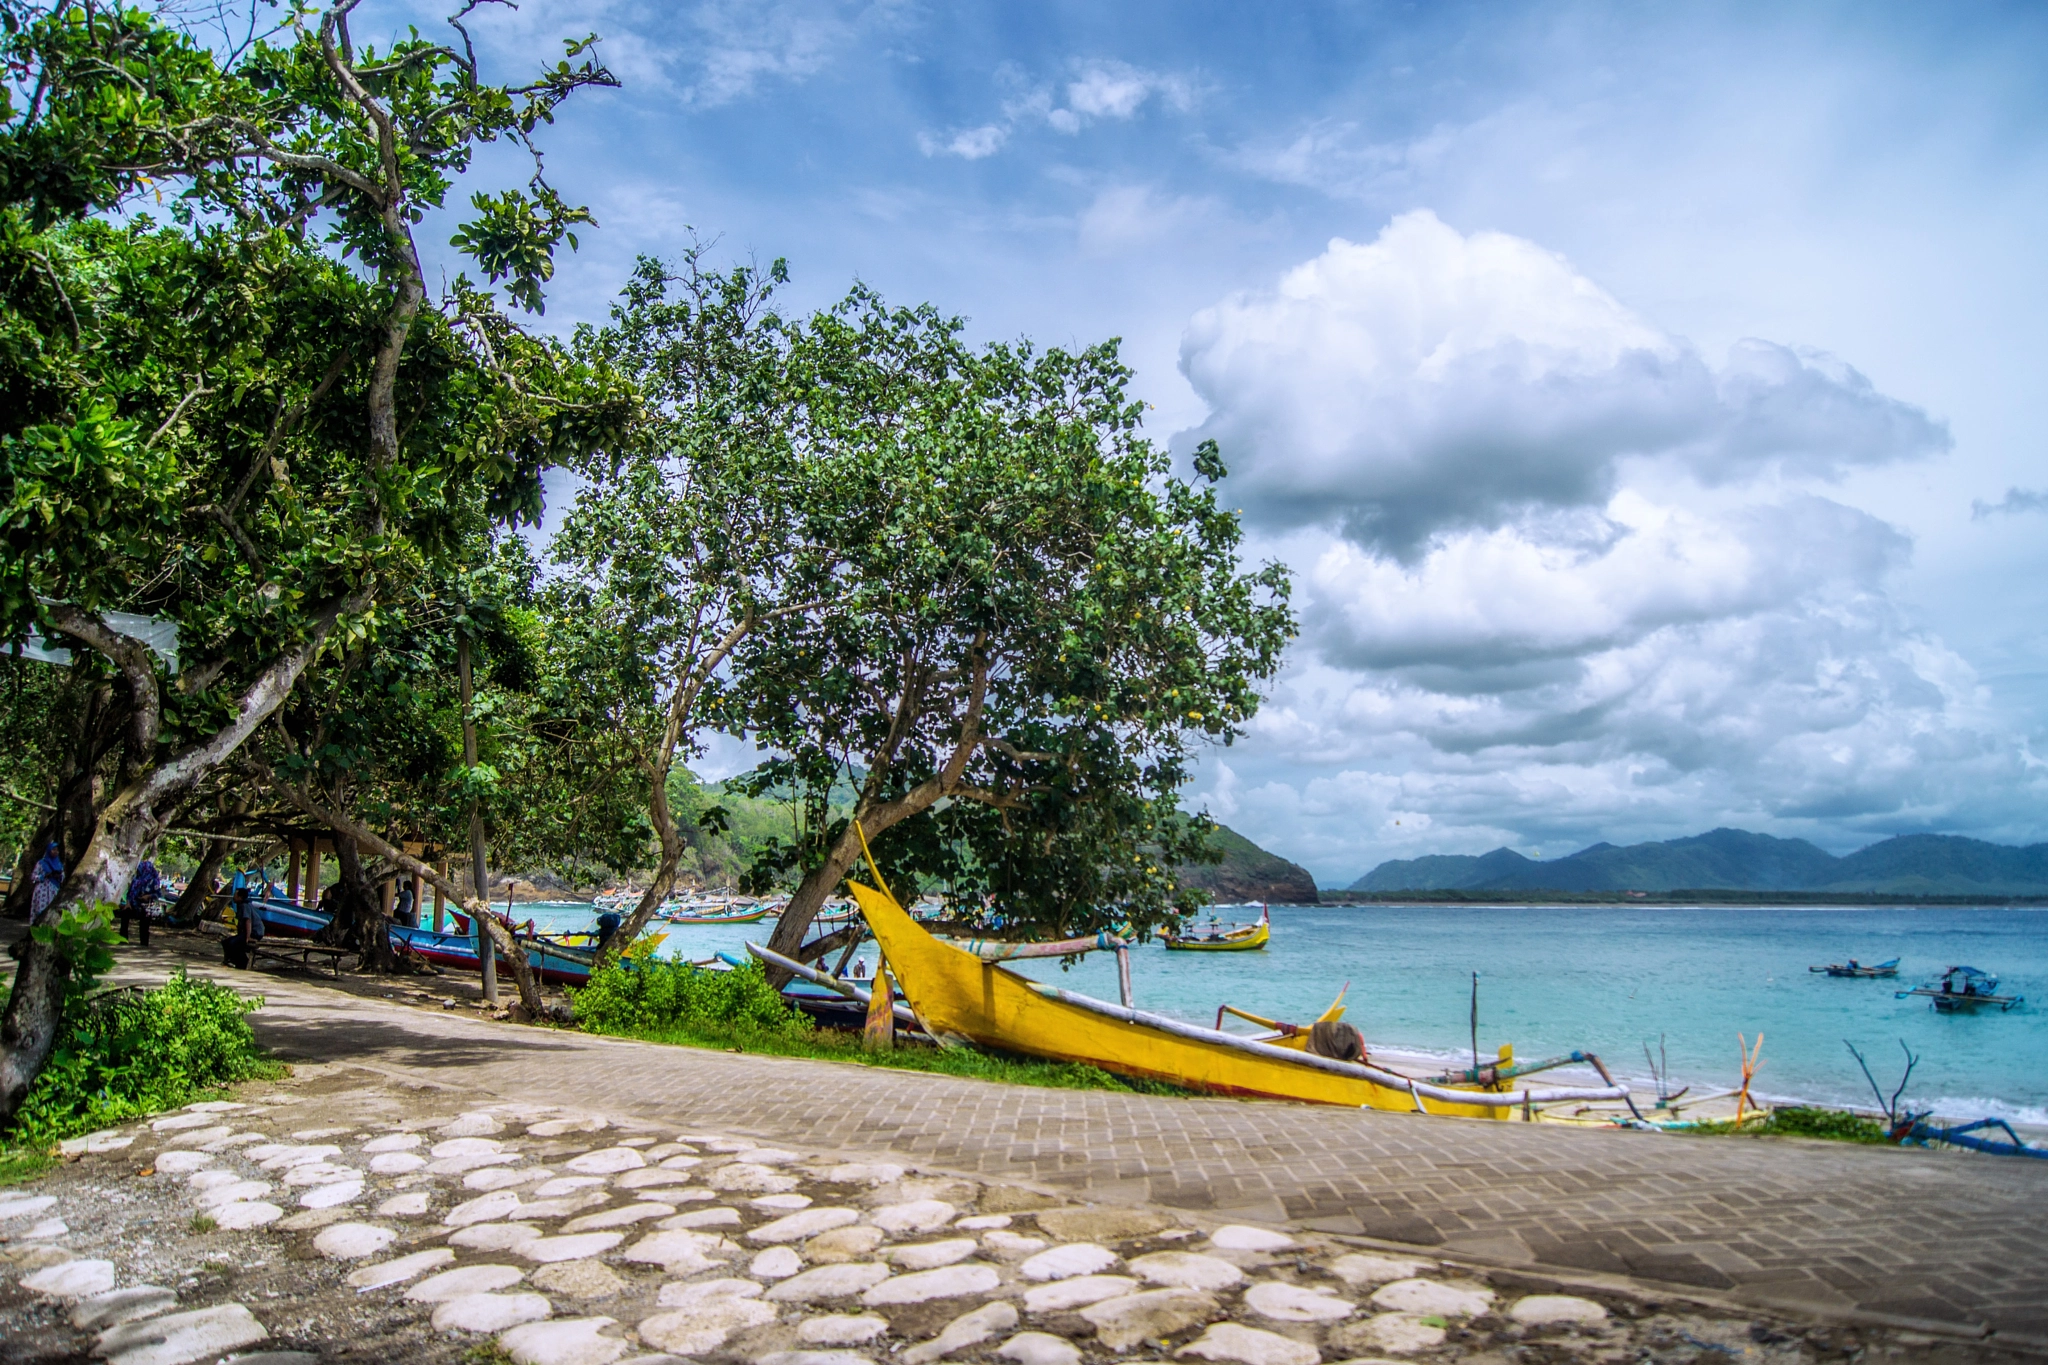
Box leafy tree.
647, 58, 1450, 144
549, 250, 846, 960
0, 0, 619, 1121
740, 289, 1295, 964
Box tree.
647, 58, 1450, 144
744, 288, 1295, 966
0, 0, 620, 1123
549, 250, 846, 962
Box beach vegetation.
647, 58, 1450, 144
571, 956, 1186, 1095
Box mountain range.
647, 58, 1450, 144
1350, 828, 2048, 896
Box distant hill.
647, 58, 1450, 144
1178, 824, 1318, 904
1352, 828, 2048, 896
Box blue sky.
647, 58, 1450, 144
401, 1, 2048, 883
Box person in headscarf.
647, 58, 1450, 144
123, 857, 162, 946
29, 842, 63, 922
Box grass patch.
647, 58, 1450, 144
189, 1213, 217, 1235
0, 1148, 56, 1187
1683, 1106, 1891, 1143
462, 1344, 519, 1365
573, 955, 1191, 1097
1, 970, 283, 1159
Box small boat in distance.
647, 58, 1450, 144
1897, 966, 2024, 1013
1163, 904, 1270, 952
1809, 957, 1900, 978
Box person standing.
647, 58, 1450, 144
123, 857, 161, 946
29, 842, 63, 922
394, 882, 417, 928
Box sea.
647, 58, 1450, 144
510, 899, 2047, 1127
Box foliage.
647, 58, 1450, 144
3, 971, 277, 1147
28, 898, 121, 994
570, 956, 814, 1044
730, 286, 1295, 954
1762, 1106, 1890, 1143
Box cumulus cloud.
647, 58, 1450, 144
1179, 211, 1950, 559
1972, 486, 2048, 519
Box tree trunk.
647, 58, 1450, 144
329, 832, 394, 971
0, 800, 160, 1124
604, 762, 684, 967
171, 836, 233, 924
762, 822, 871, 981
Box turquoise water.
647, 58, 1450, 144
514, 901, 2048, 1124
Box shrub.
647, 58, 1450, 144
571, 956, 814, 1045
3, 970, 278, 1147
1762, 1106, 1889, 1143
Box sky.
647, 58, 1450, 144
388, 0, 2048, 885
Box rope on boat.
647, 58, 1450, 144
1046, 987, 1633, 1109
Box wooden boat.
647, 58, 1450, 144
1163, 904, 1270, 952
664, 903, 775, 925
1809, 957, 1900, 978
1897, 966, 2024, 1013
844, 880, 1630, 1116
242, 896, 615, 987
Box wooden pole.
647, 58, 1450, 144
433, 859, 447, 933
307, 845, 323, 905
287, 842, 302, 904
863, 963, 896, 1050
410, 868, 424, 924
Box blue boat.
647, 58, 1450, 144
239, 895, 599, 986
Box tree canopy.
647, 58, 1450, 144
0, 0, 1295, 1127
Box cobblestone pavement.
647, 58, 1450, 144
109, 939, 2048, 1347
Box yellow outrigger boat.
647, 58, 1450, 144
841, 880, 1632, 1118
1163, 904, 1269, 951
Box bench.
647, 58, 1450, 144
252, 940, 351, 979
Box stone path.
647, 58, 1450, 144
25, 938, 2046, 1358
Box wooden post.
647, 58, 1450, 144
410, 868, 424, 925
863, 963, 896, 1050
307, 845, 323, 906
433, 860, 447, 933
460, 635, 496, 1005
287, 842, 302, 904
1116, 946, 1134, 1008
380, 878, 395, 917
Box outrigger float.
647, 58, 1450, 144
1897, 966, 2024, 1013
770, 877, 1631, 1118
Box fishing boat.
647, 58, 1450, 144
1897, 966, 2024, 1013
1162, 904, 1270, 952
238, 895, 631, 988
1808, 957, 1900, 978
824, 878, 1631, 1117
664, 901, 777, 925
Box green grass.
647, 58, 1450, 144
0, 1148, 56, 1187
590, 1017, 1194, 1096
572, 953, 1194, 1096
189, 1213, 217, 1234
1682, 1106, 1891, 1143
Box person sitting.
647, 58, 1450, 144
224, 885, 264, 968
595, 909, 623, 952
29, 842, 63, 922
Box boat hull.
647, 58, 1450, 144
1163, 921, 1269, 952
850, 882, 1501, 1117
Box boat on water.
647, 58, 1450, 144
234, 895, 638, 988
836, 878, 1631, 1116
664, 900, 778, 925
1897, 966, 2024, 1013
1162, 904, 1270, 952
1809, 957, 1900, 978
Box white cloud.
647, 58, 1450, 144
920, 124, 1008, 160
682, 0, 863, 107
1180, 211, 1950, 558
1076, 184, 1214, 255
920, 58, 1195, 158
